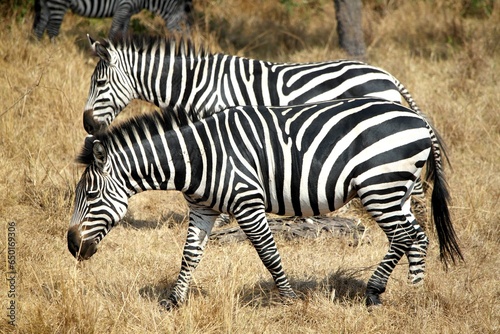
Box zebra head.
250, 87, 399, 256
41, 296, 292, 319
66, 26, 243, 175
68, 136, 128, 261
84, 35, 137, 135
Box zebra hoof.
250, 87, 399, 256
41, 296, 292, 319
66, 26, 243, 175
365, 293, 382, 307
159, 298, 178, 311
279, 290, 298, 304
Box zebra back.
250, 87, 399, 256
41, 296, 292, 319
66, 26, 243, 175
84, 34, 426, 134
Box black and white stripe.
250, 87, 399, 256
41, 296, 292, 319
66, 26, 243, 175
68, 98, 462, 308
83, 34, 431, 219
33, 0, 192, 40
83, 35, 423, 132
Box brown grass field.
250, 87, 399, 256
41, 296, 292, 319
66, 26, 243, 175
0, 1, 499, 333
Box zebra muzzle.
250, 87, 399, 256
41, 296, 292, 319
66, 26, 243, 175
67, 225, 98, 261
83, 109, 107, 135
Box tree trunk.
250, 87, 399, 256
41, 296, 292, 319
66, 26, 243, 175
333, 0, 366, 61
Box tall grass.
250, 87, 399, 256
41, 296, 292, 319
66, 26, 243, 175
0, 1, 498, 333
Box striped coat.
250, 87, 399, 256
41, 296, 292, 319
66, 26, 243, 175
68, 99, 462, 309
33, 0, 191, 40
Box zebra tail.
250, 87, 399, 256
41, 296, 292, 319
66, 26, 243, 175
394, 78, 424, 116
425, 127, 464, 267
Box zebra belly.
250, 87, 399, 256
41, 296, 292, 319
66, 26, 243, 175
264, 190, 352, 217
259, 133, 431, 217
83, 11, 115, 18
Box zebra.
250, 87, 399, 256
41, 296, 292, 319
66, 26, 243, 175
33, 0, 192, 40
83, 34, 424, 133
67, 98, 463, 309
82, 34, 431, 225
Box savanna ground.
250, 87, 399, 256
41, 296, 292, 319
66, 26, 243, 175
0, 0, 499, 333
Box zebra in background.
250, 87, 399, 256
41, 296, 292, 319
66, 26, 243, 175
67, 99, 462, 309
33, 0, 192, 40
83, 34, 424, 133
82, 34, 431, 223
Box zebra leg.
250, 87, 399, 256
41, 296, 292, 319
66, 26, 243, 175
33, 0, 50, 40
405, 183, 430, 284
162, 3, 190, 32
406, 222, 429, 285
410, 176, 429, 230
215, 213, 232, 227
109, 3, 137, 39
234, 207, 297, 301
365, 219, 417, 306
363, 195, 418, 306
159, 206, 218, 310
45, 2, 68, 39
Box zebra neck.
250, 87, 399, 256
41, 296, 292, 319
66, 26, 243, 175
110, 128, 203, 196
133, 52, 269, 113
131, 52, 214, 111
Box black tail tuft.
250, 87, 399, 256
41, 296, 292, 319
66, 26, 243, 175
427, 152, 464, 267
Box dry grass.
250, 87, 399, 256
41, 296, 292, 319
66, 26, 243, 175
0, 1, 499, 333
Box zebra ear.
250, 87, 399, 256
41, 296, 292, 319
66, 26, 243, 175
92, 140, 108, 171
87, 34, 112, 64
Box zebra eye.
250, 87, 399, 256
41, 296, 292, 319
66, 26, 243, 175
87, 190, 100, 200
96, 79, 107, 87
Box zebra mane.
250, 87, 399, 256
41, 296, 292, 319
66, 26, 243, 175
105, 33, 209, 58
76, 106, 204, 167
76, 136, 97, 166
